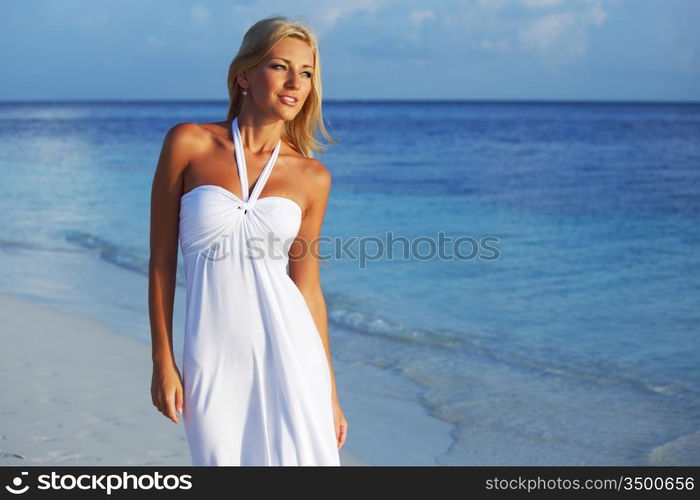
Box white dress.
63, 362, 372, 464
178, 116, 340, 466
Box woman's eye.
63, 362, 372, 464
272, 65, 312, 78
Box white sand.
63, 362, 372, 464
0, 291, 367, 466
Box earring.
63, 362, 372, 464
241, 88, 248, 96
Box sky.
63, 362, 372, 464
0, 0, 698, 102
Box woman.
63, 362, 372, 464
148, 15, 348, 466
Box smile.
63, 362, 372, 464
279, 95, 298, 106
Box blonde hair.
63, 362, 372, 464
226, 15, 336, 158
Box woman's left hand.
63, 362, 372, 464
332, 399, 348, 449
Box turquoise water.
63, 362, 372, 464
0, 100, 698, 465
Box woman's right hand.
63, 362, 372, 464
151, 362, 184, 424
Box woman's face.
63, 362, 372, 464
242, 37, 315, 120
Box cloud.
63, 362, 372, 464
292, 0, 609, 66
427, 0, 609, 65
477, 0, 510, 11
480, 37, 511, 53
190, 3, 210, 25
519, 11, 580, 54
409, 9, 436, 29
517, 0, 608, 64
311, 0, 388, 35
142, 35, 167, 52
520, 0, 565, 8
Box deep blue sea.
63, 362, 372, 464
0, 100, 698, 465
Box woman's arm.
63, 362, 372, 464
148, 122, 194, 423
288, 161, 348, 448
288, 161, 335, 396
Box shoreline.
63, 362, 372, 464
0, 290, 368, 466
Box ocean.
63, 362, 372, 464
0, 99, 698, 465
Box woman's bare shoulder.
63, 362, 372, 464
303, 157, 331, 189
162, 121, 220, 152
292, 157, 331, 209
153, 122, 218, 190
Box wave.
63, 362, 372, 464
60, 229, 698, 401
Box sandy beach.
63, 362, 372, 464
0, 291, 367, 466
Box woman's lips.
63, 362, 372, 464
279, 95, 298, 106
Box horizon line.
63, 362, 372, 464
0, 97, 699, 105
